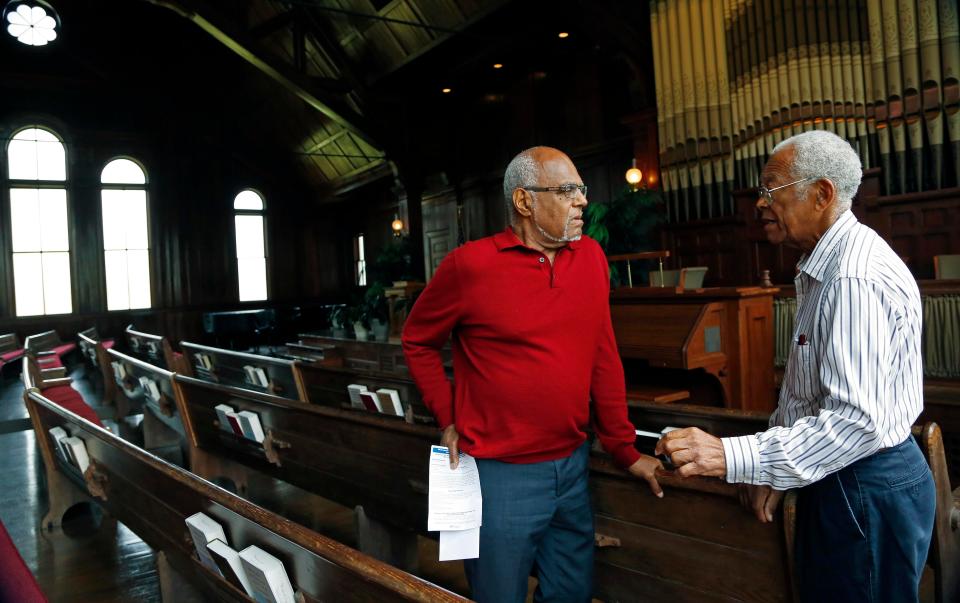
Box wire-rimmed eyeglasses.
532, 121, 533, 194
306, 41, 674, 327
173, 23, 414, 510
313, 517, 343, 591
524, 183, 588, 200
757, 177, 818, 207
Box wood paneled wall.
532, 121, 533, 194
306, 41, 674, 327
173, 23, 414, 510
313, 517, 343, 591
661, 168, 960, 285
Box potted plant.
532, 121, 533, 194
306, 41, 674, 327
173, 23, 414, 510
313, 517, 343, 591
584, 185, 663, 287
347, 304, 369, 340
364, 283, 390, 342
328, 305, 348, 338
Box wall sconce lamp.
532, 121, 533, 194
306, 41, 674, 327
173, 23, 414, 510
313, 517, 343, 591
625, 158, 643, 190
391, 214, 404, 237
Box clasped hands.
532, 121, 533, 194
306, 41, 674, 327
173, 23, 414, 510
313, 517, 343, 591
655, 427, 784, 523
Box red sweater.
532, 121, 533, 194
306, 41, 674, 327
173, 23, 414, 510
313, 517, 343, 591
401, 228, 641, 469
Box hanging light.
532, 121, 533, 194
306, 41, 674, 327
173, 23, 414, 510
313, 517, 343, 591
625, 158, 643, 188
391, 214, 404, 237
4, 0, 60, 47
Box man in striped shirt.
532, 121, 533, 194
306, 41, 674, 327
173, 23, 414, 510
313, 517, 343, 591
657, 130, 935, 602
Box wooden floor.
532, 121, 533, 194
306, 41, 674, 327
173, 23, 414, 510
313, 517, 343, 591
0, 360, 474, 602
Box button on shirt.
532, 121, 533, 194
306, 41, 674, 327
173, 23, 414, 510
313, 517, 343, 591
722, 211, 923, 489
402, 228, 641, 469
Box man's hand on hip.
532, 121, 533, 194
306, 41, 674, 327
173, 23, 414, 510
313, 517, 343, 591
441, 424, 460, 469
737, 484, 784, 523
655, 427, 727, 478
627, 454, 664, 498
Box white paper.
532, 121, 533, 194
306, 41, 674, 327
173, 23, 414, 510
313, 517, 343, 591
439, 526, 480, 561
428, 445, 482, 532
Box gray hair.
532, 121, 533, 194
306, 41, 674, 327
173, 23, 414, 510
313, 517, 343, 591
502, 147, 544, 224
772, 130, 862, 218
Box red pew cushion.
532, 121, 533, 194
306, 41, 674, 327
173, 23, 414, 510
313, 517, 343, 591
42, 386, 103, 427
102, 339, 115, 350
0, 519, 46, 603
0, 349, 24, 363
52, 343, 76, 357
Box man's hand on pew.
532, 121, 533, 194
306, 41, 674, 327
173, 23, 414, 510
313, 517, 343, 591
737, 484, 784, 523
654, 427, 726, 478
627, 455, 664, 498
441, 424, 460, 469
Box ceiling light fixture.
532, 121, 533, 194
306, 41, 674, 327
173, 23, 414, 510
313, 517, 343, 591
557, 32, 569, 39
442, 87, 452, 94
3, 0, 60, 46
493, 63, 503, 69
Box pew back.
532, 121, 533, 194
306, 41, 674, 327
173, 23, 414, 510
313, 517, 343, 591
180, 342, 301, 400
293, 361, 433, 423
172, 374, 435, 531
24, 330, 62, 353
107, 349, 183, 439
24, 388, 467, 603
125, 326, 179, 371
0, 333, 21, 354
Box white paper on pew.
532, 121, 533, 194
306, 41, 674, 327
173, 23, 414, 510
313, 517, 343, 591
427, 445, 482, 532
439, 526, 480, 561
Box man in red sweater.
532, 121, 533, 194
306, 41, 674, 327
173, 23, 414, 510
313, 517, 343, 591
402, 146, 663, 602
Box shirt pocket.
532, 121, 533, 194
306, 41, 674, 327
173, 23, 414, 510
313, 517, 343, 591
786, 343, 819, 400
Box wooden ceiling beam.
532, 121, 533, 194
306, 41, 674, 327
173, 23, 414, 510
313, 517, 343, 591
144, 0, 382, 151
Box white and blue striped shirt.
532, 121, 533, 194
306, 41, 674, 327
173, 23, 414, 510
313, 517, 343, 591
722, 211, 924, 489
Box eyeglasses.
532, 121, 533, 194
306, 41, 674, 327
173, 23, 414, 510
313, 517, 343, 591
757, 176, 818, 207
524, 183, 588, 200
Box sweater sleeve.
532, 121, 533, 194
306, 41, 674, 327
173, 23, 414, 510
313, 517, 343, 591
589, 251, 641, 469
401, 252, 462, 429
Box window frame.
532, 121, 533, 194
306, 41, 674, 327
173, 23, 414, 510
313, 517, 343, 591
99, 155, 152, 311
232, 188, 270, 302
3, 124, 74, 317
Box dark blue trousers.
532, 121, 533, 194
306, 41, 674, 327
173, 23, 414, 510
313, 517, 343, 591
463, 441, 593, 603
796, 436, 936, 602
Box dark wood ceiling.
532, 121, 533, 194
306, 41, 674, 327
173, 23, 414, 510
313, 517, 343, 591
2, 0, 653, 197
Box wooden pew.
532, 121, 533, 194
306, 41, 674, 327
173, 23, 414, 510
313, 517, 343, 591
0, 332, 25, 377
107, 348, 186, 465
77, 328, 118, 410
23, 387, 468, 603
180, 342, 301, 400
24, 330, 76, 368
171, 373, 428, 570
915, 422, 960, 603
293, 360, 432, 423
125, 325, 184, 372
296, 333, 452, 376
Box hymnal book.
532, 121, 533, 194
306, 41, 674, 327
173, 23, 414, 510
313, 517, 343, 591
358, 391, 382, 412
110, 361, 127, 386
196, 353, 213, 371
239, 545, 296, 603
215, 404, 236, 433
226, 412, 244, 437
61, 436, 90, 473
48, 427, 70, 462
139, 377, 162, 403
346, 384, 368, 409
243, 365, 270, 388
236, 411, 265, 443
207, 539, 254, 596
375, 388, 404, 416
185, 513, 227, 576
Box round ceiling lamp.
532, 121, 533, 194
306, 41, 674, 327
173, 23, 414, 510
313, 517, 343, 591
391, 214, 404, 237
4, 0, 60, 46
